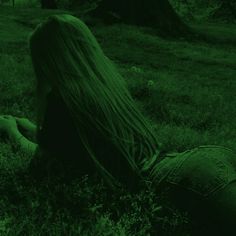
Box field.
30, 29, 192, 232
0, 5, 236, 235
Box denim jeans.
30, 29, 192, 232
151, 145, 236, 199
149, 145, 236, 234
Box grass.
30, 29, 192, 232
94, 23, 236, 152
0, 5, 236, 235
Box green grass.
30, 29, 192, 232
0, 5, 236, 235
94, 23, 236, 152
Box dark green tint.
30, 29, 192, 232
0, 1, 236, 235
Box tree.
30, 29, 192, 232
212, 0, 236, 21
41, 0, 57, 9
90, 0, 188, 35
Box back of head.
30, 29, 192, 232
29, 14, 160, 190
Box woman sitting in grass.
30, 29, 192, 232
0, 14, 235, 234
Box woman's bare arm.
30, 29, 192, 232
15, 117, 37, 142
0, 115, 38, 155
9, 127, 38, 154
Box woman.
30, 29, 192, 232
0, 14, 236, 234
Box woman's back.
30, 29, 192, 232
33, 91, 145, 187
31, 91, 94, 179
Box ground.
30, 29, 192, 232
0, 5, 236, 236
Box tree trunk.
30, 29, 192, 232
41, 0, 57, 9
90, 0, 188, 35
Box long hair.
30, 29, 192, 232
29, 14, 160, 189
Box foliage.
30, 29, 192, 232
57, 0, 100, 13
0, 0, 40, 7
169, 0, 235, 22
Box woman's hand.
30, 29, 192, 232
15, 117, 37, 141
15, 117, 36, 131
0, 115, 18, 138
0, 115, 38, 154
